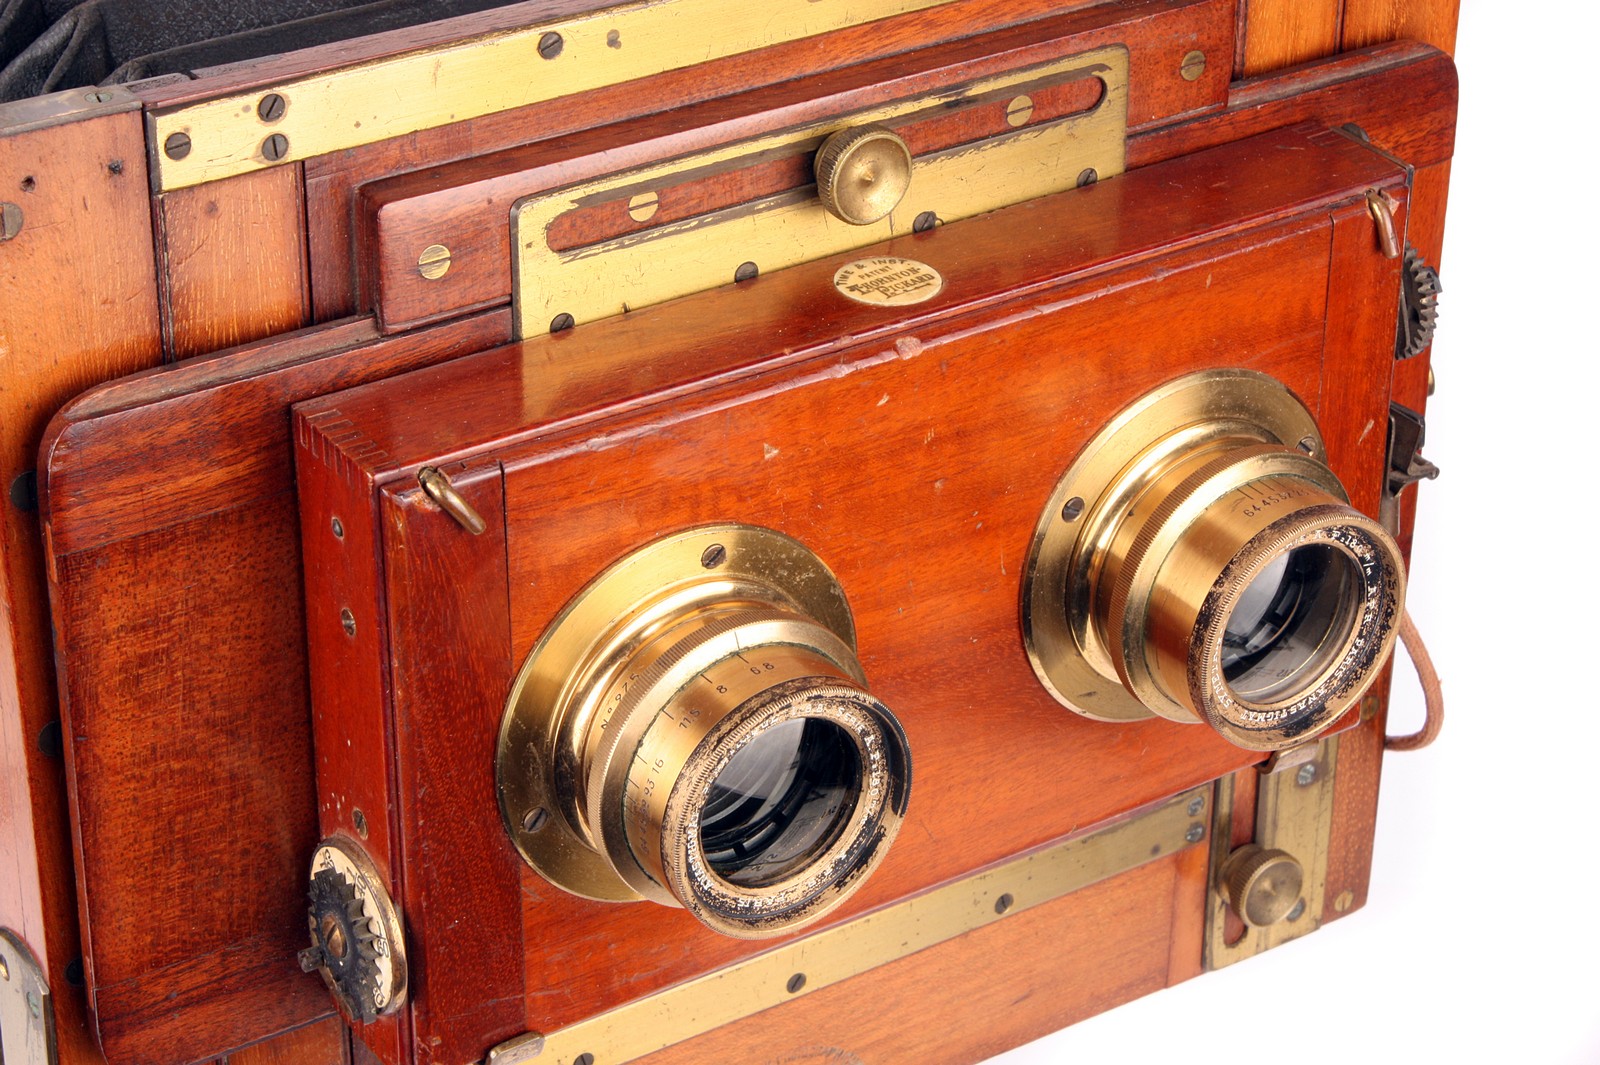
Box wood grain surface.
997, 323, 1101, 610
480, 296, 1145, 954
295, 124, 1409, 1063
0, 89, 163, 1065
7, 5, 1461, 1062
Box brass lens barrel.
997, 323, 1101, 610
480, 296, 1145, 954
499, 526, 911, 938
1023, 370, 1406, 750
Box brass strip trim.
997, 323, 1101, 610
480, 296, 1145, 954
512, 46, 1128, 337
1203, 736, 1339, 969
0, 929, 57, 1065
148, 0, 965, 191
485, 784, 1208, 1065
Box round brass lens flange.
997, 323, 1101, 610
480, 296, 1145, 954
1021, 370, 1405, 750
498, 525, 910, 938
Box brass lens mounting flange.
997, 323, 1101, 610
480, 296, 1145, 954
498, 524, 910, 938
1021, 370, 1406, 751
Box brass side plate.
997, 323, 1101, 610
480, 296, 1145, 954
1204, 737, 1339, 968
148, 0, 963, 191
484, 785, 1209, 1065
511, 47, 1129, 337
0, 928, 57, 1065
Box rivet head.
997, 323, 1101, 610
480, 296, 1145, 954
1005, 94, 1035, 127
0, 201, 22, 242
627, 192, 659, 223
418, 244, 452, 280
815, 123, 914, 226
164, 131, 192, 160
1180, 49, 1207, 81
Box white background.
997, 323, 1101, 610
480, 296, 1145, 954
988, 2, 1600, 1062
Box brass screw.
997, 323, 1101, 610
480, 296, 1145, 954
84, 90, 114, 104
0, 201, 22, 241
164, 132, 192, 160
1334, 890, 1355, 913
538, 31, 564, 59
353, 807, 368, 839
734, 261, 759, 283
994, 893, 1014, 915
1187, 795, 1205, 816
257, 93, 286, 122
1006, 94, 1035, 127
341, 608, 357, 638
1076, 168, 1098, 188
418, 244, 452, 280
1180, 50, 1207, 81
701, 543, 728, 569
550, 312, 575, 333
1061, 496, 1085, 521
521, 807, 548, 833
331, 516, 345, 540
261, 133, 290, 162
627, 192, 659, 223
786, 973, 807, 994
1185, 823, 1206, 843
913, 211, 939, 233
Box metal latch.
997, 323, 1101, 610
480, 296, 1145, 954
1, 929, 58, 1065
1381, 402, 1439, 533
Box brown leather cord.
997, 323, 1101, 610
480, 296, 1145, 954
1385, 608, 1442, 751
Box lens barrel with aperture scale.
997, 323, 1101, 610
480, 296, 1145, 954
1023, 369, 1406, 751
498, 526, 910, 938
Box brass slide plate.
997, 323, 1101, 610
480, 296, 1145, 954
511, 47, 1128, 337
1204, 737, 1340, 968
484, 784, 1208, 1065
148, 0, 963, 191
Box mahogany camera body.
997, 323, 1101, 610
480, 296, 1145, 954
0, 2, 1457, 1064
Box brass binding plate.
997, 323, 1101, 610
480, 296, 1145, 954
148, 0, 964, 191
511, 46, 1129, 336
486, 784, 1211, 1065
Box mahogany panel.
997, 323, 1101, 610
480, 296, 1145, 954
39, 311, 512, 1064
1239, 0, 1344, 76
156, 166, 311, 359
295, 125, 1410, 1060
0, 89, 162, 1065
1130, 42, 1457, 172
297, 0, 1160, 320
1342, 0, 1460, 55
641, 856, 1182, 1065
225, 1018, 350, 1065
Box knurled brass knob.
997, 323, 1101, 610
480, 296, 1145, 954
815, 124, 913, 225
1221, 844, 1305, 928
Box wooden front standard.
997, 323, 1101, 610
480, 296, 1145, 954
291, 124, 1407, 1065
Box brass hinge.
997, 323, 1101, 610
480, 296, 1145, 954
0, 929, 57, 1065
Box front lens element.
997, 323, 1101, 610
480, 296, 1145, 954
700, 717, 862, 888
1222, 544, 1361, 704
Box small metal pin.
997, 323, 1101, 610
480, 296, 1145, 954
418, 467, 487, 535
1366, 189, 1402, 259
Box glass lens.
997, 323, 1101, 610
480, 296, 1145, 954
699, 717, 860, 888
1221, 543, 1360, 704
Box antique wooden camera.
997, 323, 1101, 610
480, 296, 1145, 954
0, 2, 1454, 1064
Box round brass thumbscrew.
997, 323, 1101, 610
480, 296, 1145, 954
1221, 845, 1305, 928
815, 124, 913, 225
